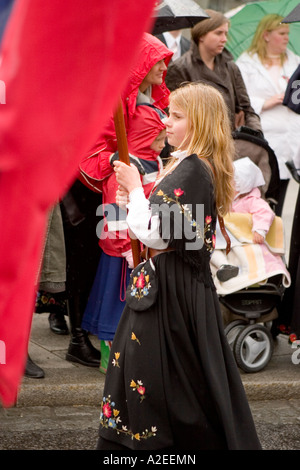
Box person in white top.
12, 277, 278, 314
236, 14, 300, 216
155, 30, 190, 62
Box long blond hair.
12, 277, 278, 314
248, 14, 288, 66
167, 82, 235, 216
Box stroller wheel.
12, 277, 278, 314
233, 324, 274, 373
224, 320, 248, 349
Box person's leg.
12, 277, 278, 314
25, 355, 45, 379
211, 250, 239, 282
66, 291, 100, 367
36, 203, 69, 334
61, 180, 102, 366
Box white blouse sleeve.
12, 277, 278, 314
126, 187, 168, 249
236, 56, 266, 115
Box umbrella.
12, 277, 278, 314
282, 3, 300, 22
226, 0, 300, 60
151, 0, 208, 35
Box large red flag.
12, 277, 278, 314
0, 0, 156, 407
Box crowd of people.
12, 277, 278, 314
236, 13, 300, 216
26, 8, 300, 450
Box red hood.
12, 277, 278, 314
122, 33, 173, 117
127, 104, 166, 160
80, 33, 172, 184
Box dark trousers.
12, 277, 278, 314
61, 179, 102, 332
275, 179, 289, 216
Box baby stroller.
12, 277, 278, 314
216, 127, 290, 373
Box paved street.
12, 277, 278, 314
1, 400, 300, 450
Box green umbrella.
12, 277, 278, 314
226, 0, 300, 60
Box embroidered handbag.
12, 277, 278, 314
125, 258, 158, 311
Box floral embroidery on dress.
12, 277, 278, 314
156, 189, 215, 252
130, 265, 151, 300
100, 395, 157, 441
112, 352, 120, 368
130, 379, 146, 402
205, 215, 216, 251
131, 332, 141, 345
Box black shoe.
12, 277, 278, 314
25, 356, 45, 379
48, 312, 69, 335
66, 328, 100, 367
216, 264, 239, 282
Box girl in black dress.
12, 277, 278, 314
97, 82, 261, 450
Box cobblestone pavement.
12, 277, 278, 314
1, 400, 300, 450
251, 400, 300, 450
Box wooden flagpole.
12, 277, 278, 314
113, 100, 141, 267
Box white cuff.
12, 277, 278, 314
128, 186, 145, 204
254, 229, 266, 238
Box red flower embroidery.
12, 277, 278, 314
212, 234, 216, 248
174, 188, 184, 197
205, 215, 212, 224
103, 403, 112, 418
136, 273, 145, 289
137, 386, 145, 396
290, 333, 298, 343
279, 324, 288, 333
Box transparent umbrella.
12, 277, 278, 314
151, 0, 208, 35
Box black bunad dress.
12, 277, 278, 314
97, 154, 261, 450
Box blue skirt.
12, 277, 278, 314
81, 252, 131, 341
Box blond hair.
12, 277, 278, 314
167, 82, 235, 216
248, 14, 288, 66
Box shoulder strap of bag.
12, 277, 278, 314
218, 214, 231, 255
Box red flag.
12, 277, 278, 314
0, 0, 156, 407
